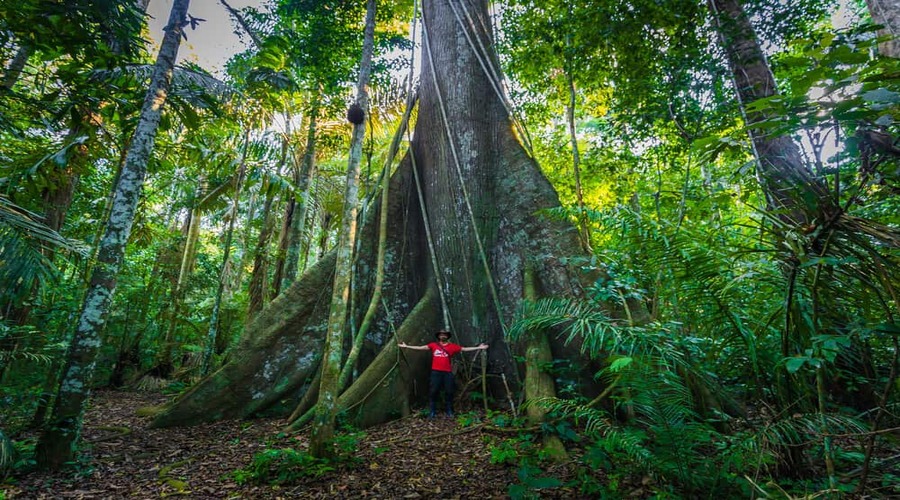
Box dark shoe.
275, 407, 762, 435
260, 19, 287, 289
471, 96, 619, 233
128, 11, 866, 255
428, 411, 436, 419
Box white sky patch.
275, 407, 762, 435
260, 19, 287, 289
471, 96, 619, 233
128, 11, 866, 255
147, 0, 262, 76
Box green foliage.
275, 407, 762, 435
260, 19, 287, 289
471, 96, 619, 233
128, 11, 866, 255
509, 463, 563, 500
0, 436, 36, 480
233, 431, 364, 485
488, 434, 533, 465
234, 448, 336, 484
0, 430, 15, 474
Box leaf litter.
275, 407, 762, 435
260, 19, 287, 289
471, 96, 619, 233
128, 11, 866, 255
5, 390, 595, 499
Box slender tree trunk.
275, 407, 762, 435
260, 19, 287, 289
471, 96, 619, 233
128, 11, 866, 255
271, 121, 293, 297
1, 44, 33, 91
35, 0, 189, 469
281, 94, 320, 292
158, 182, 204, 376
309, 0, 377, 459
867, 0, 900, 58
247, 180, 277, 320
565, 74, 591, 252
523, 265, 567, 460
234, 186, 259, 289
0, 427, 15, 470
316, 211, 332, 260
202, 133, 250, 375
708, 0, 833, 225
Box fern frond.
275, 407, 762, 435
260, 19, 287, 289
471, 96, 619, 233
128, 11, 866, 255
757, 413, 868, 448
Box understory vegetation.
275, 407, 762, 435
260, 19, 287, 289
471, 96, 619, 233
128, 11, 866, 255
2, 0, 899, 497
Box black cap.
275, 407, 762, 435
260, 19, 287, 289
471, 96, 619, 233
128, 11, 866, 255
435, 329, 452, 339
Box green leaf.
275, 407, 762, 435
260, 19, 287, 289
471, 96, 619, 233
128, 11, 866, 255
608, 356, 633, 372
785, 357, 807, 374
862, 88, 900, 104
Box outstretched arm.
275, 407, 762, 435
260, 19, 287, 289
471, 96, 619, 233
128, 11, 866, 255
398, 342, 430, 351
461, 343, 489, 352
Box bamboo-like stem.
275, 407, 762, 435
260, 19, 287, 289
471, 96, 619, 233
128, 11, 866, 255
336, 94, 417, 393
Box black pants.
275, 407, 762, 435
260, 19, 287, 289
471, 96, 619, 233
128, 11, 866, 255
429, 370, 455, 414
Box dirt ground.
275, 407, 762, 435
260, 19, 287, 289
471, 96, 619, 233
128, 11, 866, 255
4, 390, 595, 499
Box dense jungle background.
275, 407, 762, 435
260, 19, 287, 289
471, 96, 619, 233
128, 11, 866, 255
1, 0, 900, 497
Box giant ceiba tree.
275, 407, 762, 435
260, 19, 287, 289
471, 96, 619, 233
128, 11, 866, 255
152, 0, 611, 429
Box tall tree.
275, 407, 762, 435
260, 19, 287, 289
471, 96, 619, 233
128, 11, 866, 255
309, 0, 377, 459
280, 92, 320, 290
35, 0, 190, 469
202, 131, 251, 375
151, 0, 604, 429
708, 0, 833, 226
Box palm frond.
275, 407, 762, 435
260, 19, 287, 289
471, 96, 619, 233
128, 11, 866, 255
0, 197, 88, 299
757, 412, 868, 449
90, 64, 239, 108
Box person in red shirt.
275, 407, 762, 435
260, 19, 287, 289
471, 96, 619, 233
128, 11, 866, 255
399, 329, 488, 418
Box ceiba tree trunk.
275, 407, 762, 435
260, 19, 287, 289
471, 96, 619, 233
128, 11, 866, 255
152, 0, 598, 429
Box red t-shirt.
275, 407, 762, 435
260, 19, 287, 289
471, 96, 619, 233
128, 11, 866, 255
427, 342, 462, 372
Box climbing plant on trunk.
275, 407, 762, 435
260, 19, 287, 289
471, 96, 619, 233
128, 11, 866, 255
151, 0, 604, 431
309, 0, 377, 460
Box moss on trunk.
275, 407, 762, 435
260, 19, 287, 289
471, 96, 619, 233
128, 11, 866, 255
151, 252, 336, 428
337, 287, 440, 428
151, 0, 622, 431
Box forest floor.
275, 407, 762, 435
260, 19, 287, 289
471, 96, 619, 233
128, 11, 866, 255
4, 390, 598, 499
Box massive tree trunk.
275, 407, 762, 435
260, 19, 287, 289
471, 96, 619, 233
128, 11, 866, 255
36, 0, 189, 469
152, 0, 597, 429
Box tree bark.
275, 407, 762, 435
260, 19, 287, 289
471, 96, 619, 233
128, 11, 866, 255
35, 0, 189, 469
152, 251, 336, 427
152, 0, 600, 429
867, 0, 900, 58
281, 94, 320, 292
271, 130, 293, 298
247, 180, 277, 320
708, 0, 833, 225
1, 44, 33, 91
566, 68, 591, 252
309, 0, 377, 459
523, 265, 567, 460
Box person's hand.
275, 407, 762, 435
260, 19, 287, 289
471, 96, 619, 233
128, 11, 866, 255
478, 343, 488, 350
399, 342, 407, 348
